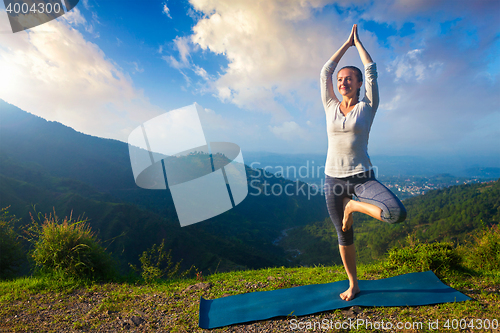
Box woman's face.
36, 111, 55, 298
337, 68, 362, 98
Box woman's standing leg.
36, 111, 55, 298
325, 176, 360, 301
338, 243, 359, 300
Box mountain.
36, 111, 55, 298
0, 99, 328, 273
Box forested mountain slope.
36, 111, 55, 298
0, 100, 328, 273
279, 179, 500, 266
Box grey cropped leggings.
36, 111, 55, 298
324, 170, 406, 246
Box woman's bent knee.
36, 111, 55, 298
383, 205, 407, 224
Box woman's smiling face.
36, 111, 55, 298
337, 68, 362, 98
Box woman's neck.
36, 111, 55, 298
341, 96, 359, 108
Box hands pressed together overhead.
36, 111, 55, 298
346, 24, 360, 47
328, 24, 373, 70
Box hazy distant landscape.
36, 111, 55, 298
244, 151, 500, 179
244, 151, 499, 200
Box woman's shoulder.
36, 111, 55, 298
324, 99, 341, 117
321, 59, 338, 75
356, 99, 376, 114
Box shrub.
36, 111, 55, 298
465, 224, 500, 271
0, 207, 24, 279
385, 238, 462, 275
131, 239, 194, 284
27, 210, 115, 280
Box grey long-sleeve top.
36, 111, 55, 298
320, 59, 379, 178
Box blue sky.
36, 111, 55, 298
0, 0, 499, 159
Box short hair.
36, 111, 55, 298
338, 66, 363, 99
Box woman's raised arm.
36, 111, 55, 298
329, 25, 355, 63
352, 24, 373, 66
352, 24, 378, 110
321, 26, 357, 108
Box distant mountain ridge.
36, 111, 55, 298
0, 99, 135, 193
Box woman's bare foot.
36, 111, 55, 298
340, 284, 360, 301
342, 197, 354, 231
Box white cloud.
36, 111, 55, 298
378, 93, 401, 111
162, 2, 172, 19
0, 8, 162, 142
2, 0, 497, 158
269, 121, 307, 141
186, 0, 348, 121
127, 61, 144, 74
164, 36, 192, 70
360, 1, 499, 156
198, 106, 230, 131
387, 49, 443, 82
176, 0, 499, 155
81, 0, 90, 10
193, 65, 209, 80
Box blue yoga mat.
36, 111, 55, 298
199, 271, 471, 329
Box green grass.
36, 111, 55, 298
1, 263, 499, 332
1, 226, 499, 332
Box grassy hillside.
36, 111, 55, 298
1, 225, 499, 332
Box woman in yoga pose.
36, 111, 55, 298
320, 24, 406, 301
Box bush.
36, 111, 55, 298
131, 239, 194, 284
465, 224, 500, 271
385, 238, 462, 275
27, 210, 115, 280
0, 207, 24, 279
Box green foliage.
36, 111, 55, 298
26, 210, 115, 280
1, 149, 327, 275
385, 235, 462, 275
131, 239, 194, 283
1, 260, 499, 332
278, 220, 342, 267
356, 180, 500, 262
0, 207, 24, 279
464, 224, 500, 271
